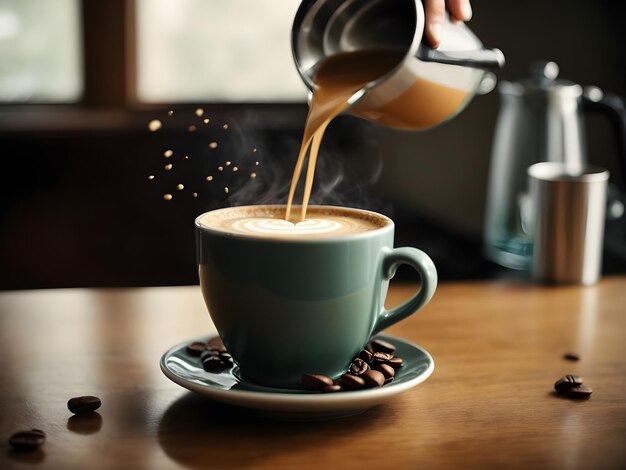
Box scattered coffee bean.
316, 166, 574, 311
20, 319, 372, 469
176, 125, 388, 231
387, 357, 404, 369
341, 373, 366, 390
191, 337, 233, 371
302, 339, 405, 392
563, 353, 580, 362
186, 341, 208, 356
200, 349, 220, 360
362, 369, 385, 387
372, 351, 393, 366
358, 349, 373, 364
554, 375, 583, 394
219, 352, 232, 362
349, 358, 370, 376
68, 396, 101, 415
369, 338, 396, 354
301, 374, 334, 390
566, 385, 593, 400
8, 429, 46, 452
207, 336, 227, 352
202, 355, 228, 372
377, 363, 395, 381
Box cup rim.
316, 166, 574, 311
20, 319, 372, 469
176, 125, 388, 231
195, 204, 394, 243
527, 162, 610, 183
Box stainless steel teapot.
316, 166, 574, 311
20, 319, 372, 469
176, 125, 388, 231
484, 61, 626, 269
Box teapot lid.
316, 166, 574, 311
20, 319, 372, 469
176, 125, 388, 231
499, 61, 582, 98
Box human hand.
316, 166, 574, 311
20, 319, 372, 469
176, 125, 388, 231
424, 0, 473, 48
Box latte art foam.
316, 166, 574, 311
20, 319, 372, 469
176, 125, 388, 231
232, 217, 346, 236
198, 206, 388, 239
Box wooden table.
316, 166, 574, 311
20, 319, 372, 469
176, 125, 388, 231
1, 277, 625, 469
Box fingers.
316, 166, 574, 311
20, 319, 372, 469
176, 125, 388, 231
424, 0, 446, 47
446, 0, 473, 22
424, 0, 473, 47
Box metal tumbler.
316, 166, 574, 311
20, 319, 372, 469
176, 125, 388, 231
528, 162, 609, 285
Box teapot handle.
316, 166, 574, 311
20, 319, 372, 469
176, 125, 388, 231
582, 87, 626, 187
417, 46, 505, 69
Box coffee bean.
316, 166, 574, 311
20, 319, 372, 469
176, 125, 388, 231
341, 373, 366, 390
323, 384, 343, 393
369, 338, 396, 354
218, 352, 233, 362
566, 385, 593, 399
372, 352, 393, 366
362, 369, 385, 387
8, 429, 46, 452
387, 357, 403, 369
563, 353, 580, 362
186, 341, 208, 356
376, 363, 395, 380
68, 396, 101, 414
200, 349, 220, 360
358, 349, 373, 364
202, 356, 227, 371
554, 375, 583, 394
207, 336, 227, 352
301, 374, 333, 390
349, 358, 369, 376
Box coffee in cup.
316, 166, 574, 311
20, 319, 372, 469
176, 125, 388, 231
196, 205, 437, 389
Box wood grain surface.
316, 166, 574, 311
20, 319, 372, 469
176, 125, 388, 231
1, 277, 625, 469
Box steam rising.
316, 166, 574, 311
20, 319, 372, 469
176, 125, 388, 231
228, 114, 388, 214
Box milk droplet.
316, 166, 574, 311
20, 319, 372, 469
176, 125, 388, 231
184, 155, 189, 160
252, 148, 257, 153
188, 125, 197, 132
148, 175, 155, 180
232, 166, 239, 172
167, 110, 174, 116
176, 184, 184, 190
206, 175, 213, 181
217, 166, 224, 172
148, 120, 162, 132
193, 192, 198, 198
163, 194, 173, 201
164, 164, 173, 171
203, 118, 210, 124
195, 108, 204, 117
224, 187, 229, 194
251, 172, 257, 179
164, 149, 173, 158
225, 161, 231, 166
255, 161, 259, 165
222, 124, 229, 130
209, 142, 218, 149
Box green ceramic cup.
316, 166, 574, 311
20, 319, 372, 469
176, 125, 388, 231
196, 205, 437, 389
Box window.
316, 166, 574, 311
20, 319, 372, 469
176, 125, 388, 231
135, 0, 307, 103
0, 0, 82, 103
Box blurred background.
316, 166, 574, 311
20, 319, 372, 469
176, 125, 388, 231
1, 0, 625, 289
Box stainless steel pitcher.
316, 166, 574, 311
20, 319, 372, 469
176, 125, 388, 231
484, 61, 626, 269
291, 0, 504, 130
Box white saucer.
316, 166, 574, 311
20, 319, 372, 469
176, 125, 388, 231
160, 334, 434, 420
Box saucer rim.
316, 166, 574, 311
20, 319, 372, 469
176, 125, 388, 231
160, 334, 434, 411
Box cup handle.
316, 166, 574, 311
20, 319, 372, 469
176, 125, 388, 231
373, 247, 437, 335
